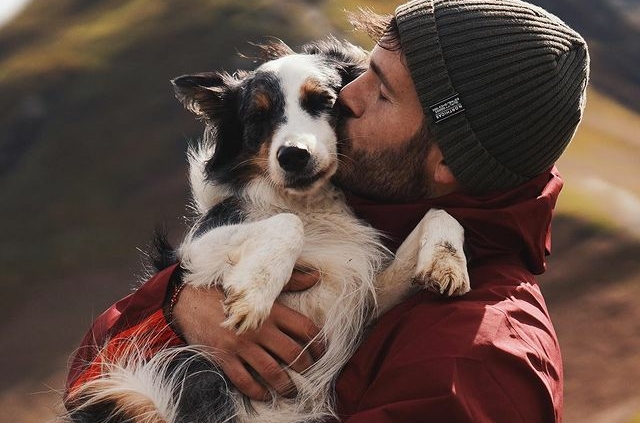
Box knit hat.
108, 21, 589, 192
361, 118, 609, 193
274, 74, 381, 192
395, 0, 590, 193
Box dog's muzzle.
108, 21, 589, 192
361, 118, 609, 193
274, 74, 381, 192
276, 145, 329, 190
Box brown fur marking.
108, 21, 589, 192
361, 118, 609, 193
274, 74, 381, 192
252, 91, 272, 113
300, 77, 323, 96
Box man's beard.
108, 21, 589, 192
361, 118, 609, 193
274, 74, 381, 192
333, 121, 433, 203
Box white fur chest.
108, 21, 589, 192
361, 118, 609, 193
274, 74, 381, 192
238, 181, 386, 328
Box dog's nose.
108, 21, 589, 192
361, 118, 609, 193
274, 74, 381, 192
277, 146, 311, 173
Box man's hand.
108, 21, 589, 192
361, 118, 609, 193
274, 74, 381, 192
172, 268, 324, 400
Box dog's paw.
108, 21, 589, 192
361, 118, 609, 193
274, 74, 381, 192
413, 240, 470, 297
221, 287, 272, 334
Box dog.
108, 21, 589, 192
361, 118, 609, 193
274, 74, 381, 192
66, 38, 470, 423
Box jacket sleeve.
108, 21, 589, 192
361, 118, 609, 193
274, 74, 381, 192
65, 264, 185, 404
338, 355, 557, 423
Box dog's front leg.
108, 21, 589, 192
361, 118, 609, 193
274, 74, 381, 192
375, 209, 469, 316
179, 213, 305, 333
412, 209, 469, 296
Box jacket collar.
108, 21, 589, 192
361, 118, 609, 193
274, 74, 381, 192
345, 167, 563, 275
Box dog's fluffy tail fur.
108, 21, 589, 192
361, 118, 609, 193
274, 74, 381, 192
65, 342, 235, 423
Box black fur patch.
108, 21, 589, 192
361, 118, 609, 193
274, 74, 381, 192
166, 351, 235, 423
193, 197, 248, 238
239, 71, 286, 149
301, 38, 368, 86
203, 87, 244, 173
68, 404, 130, 423
149, 227, 178, 272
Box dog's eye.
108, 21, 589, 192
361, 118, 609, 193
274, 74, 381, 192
301, 91, 334, 117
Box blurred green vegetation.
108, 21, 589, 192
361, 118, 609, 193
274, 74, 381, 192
556, 88, 640, 236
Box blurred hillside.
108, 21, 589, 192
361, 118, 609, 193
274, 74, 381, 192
0, 0, 638, 422
533, 0, 640, 111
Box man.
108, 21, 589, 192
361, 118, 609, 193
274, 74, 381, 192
66, 0, 589, 421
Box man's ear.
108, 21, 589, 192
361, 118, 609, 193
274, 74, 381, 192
434, 159, 457, 186
429, 142, 458, 189
171, 72, 242, 121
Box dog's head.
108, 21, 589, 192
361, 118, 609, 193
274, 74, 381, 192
172, 38, 367, 194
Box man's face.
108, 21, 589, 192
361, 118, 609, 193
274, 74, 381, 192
333, 45, 432, 202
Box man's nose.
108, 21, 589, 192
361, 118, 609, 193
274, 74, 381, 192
337, 79, 364, 118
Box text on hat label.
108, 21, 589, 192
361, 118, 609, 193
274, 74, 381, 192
430, 94, 464, 123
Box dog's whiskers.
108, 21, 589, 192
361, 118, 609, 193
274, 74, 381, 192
228, 157, 263, 172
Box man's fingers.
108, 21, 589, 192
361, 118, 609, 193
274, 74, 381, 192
284, 267, 321, 291
306, 335, 326, 361
240, 344, 297, 398
219, 356, 269, 401
271, 303, 326, 360
257, 326, 315, 373
173, 284, 320, 400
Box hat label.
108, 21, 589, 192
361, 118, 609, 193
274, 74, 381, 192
430, 94, 464, 123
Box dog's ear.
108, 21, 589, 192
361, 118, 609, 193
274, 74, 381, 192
171, 72, 243, 121
302, 37, 369, 85
172, 72, 248, 172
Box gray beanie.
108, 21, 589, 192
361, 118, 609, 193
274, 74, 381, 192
395, 0, 590, 193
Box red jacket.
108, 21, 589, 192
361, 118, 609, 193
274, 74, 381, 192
66, 168, 564, 423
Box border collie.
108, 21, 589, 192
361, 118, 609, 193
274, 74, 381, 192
66, 38, 469, 423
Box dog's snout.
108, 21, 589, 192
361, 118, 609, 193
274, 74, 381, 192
277, 146, 311, 173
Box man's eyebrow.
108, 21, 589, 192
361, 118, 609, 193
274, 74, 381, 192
370, 59, 396, 96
